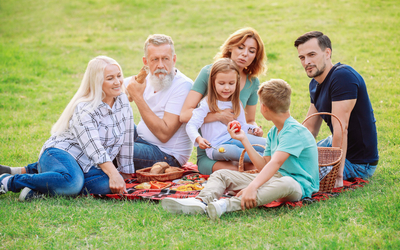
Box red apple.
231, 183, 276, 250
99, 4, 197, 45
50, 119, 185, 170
229, 120, 241, 133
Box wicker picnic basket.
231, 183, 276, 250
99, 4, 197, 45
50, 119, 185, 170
238, 144, 266, 174
302, 112, 343, 192
136, 166, 184, 183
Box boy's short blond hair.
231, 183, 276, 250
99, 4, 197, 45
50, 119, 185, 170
258, 79, 291, 113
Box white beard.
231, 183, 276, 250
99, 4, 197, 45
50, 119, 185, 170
148, 69, 175, 92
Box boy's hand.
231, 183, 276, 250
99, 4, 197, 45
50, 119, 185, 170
227, 121, 246, 141
236, 185, 258, 210
196, 137, 211, 149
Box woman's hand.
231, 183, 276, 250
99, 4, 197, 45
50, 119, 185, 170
216, 108, 235, 125
108, 172, 127, 194
98, 161, 127, 194
196, 137, 211, 149
236, 185, 258, 210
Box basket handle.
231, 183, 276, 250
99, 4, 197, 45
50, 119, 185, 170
238, 144, 266, 172
302, 112, 344, 149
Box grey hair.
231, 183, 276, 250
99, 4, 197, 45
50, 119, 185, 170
144, 34, 175, 58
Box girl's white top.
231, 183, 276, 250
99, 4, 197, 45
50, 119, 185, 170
186, 98, 258, 159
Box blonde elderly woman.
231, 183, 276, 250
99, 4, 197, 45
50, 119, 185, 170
0, 56, 135, 201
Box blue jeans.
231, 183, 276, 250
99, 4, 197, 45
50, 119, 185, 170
133, 126, 181, 170
8, 148, 112, 196
317, 136, 377, 180
212, 134, 266, 162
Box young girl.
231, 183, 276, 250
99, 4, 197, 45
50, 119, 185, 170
186, 58, 265, 163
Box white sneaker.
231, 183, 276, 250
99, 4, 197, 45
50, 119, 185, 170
162, 198, 206, 214
206, 199, 227, 220
19, 187, 45, 202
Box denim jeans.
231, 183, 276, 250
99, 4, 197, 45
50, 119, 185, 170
9, 148, 112, 196
133, 126, 181, 170
317, 136, 377, 180
212, 134, 266, 162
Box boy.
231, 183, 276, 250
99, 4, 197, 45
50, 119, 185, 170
162, 79, 319, 220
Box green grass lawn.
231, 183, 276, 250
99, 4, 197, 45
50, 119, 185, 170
1, 0, 399, 249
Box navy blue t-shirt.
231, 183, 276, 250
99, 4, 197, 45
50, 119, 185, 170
309, 63, 379, 164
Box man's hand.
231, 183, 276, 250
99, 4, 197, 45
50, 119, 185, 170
196, 137, 211, 149
126, 76, 146, 103
236, 185, 258, 210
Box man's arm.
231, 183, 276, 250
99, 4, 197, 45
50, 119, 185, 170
303, 104, 323, 138
331, 99, 356, 187
126, 77, 182, 143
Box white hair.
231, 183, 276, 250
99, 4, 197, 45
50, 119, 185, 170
144, 34, 175, 58
51, 56, 124, 135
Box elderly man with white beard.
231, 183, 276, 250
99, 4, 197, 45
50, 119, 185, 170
124, 34, 193, 173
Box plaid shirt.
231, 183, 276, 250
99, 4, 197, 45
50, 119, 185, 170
40, 94, 135, 173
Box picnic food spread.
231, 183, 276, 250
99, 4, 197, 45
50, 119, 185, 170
171, 183, 204, 191
135, 181, 171, 190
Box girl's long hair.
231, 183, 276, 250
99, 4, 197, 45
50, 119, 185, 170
207, 58, 241, 118
214, 27, 267, 81
50, 56, 124, 135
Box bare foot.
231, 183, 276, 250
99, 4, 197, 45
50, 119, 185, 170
334, 177, 343, 188
120, 172, 133, 180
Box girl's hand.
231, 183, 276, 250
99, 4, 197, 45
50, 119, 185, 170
196, 137, 211, 149
109, 173, 127, 194
236, 185, 258, 210
217, 108, 235, 125
227, 121, 246, 141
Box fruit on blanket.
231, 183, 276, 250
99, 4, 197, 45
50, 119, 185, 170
150, 162, 170, 174
229, 120, 241, 133
171, 183, 204, 191
135, 182, 151, 189
150, 181, 170, 189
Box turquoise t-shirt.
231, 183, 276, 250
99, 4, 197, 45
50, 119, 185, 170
263, 116, 319, 198
191, 64, 260, 108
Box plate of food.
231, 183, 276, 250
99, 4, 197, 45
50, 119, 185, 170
170, 183, 204, 192
134, 181, 172, 190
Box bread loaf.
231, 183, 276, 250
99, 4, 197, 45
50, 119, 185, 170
136, 66, 149, 84
149, 162, 170, 174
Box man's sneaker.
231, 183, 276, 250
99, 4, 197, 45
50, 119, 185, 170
0, 165, 12, 175
162, 198, 206, 214
206, 199, 227, 221
19, 187, 45, 202
0, 173, 11, 195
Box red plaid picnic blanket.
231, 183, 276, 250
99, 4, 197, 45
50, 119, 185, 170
92, 162, 369, 208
